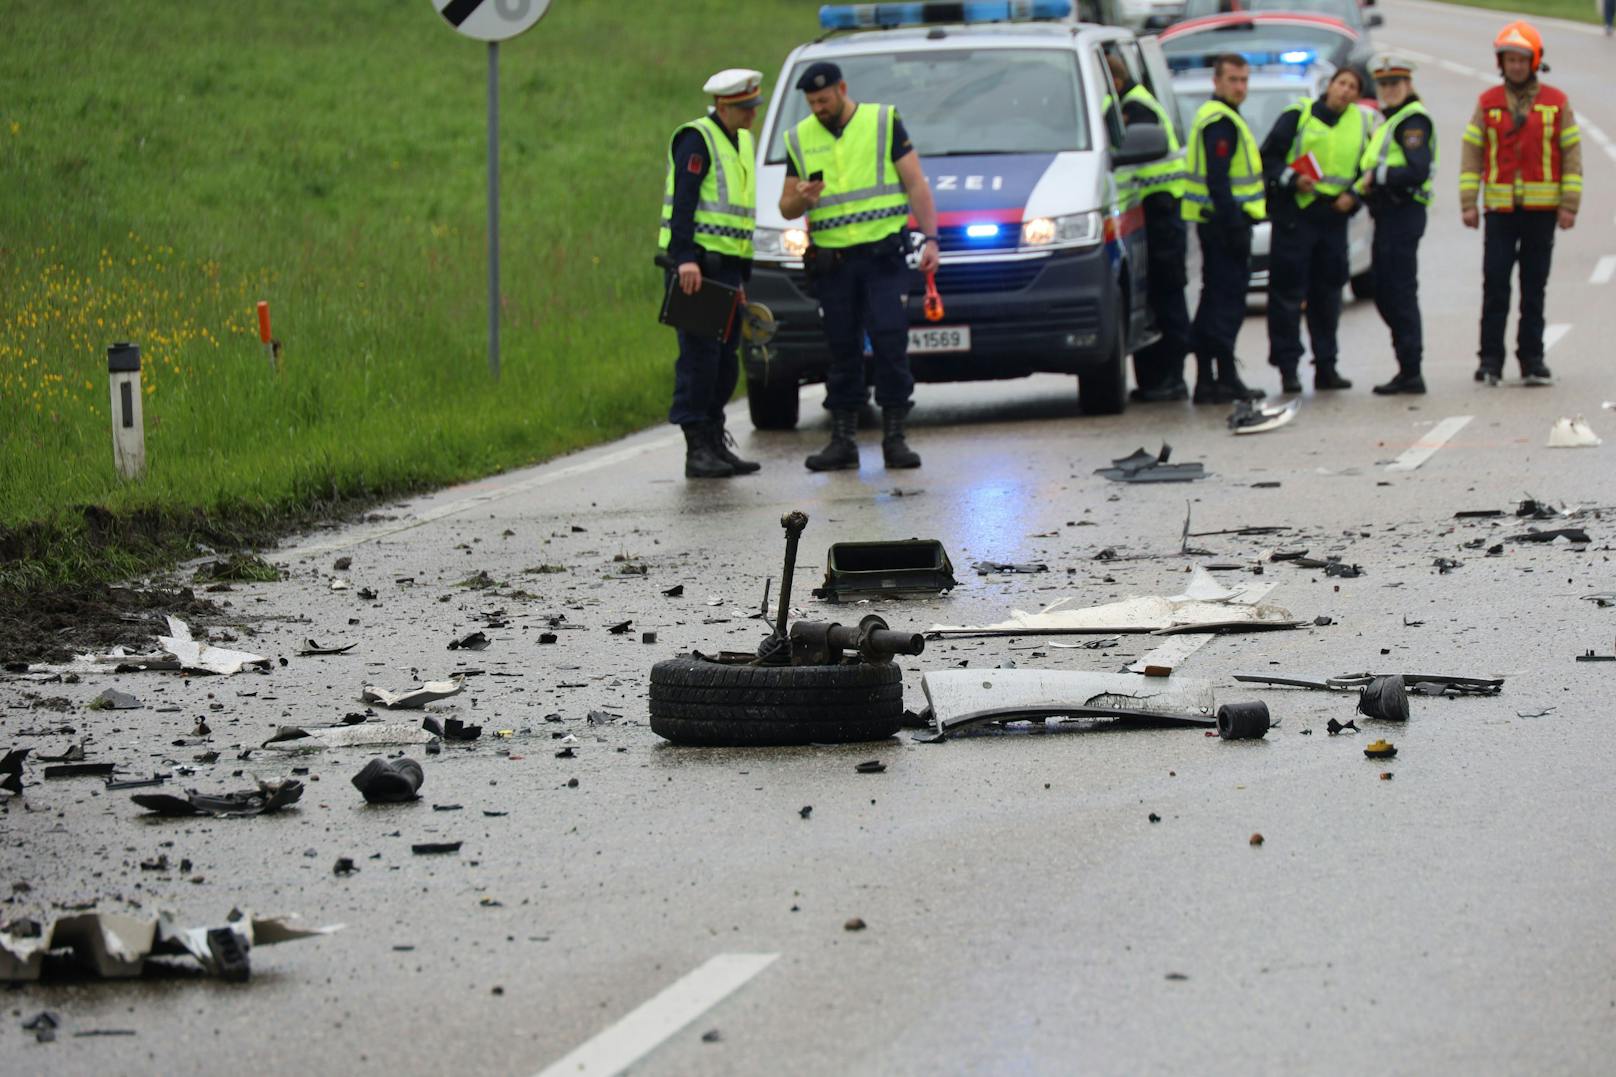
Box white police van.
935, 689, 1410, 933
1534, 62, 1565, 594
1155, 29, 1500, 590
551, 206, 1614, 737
745, 0, 1185, 427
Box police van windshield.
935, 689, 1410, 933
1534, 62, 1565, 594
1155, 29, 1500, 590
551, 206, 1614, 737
766, 48, 1089, 163
1175, 83, 1302, 145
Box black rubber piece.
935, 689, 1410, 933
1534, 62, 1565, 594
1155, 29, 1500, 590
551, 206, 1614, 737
1357, 675, 1410, 721
649, 656, 904, 746
352, 757, 424, 803
206, 927, 251, 983
1216, 701, 1271, 740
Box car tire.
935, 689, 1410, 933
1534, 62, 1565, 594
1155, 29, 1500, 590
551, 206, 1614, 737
746, 372, 800, 430
649, 656, 904, 747
1350, 270, 1375, 301
1078, 307, 1129, 416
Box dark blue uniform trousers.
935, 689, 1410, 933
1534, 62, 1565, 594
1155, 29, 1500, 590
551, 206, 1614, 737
1479, 209, 1557, 371
1133, 192, 1192, 389
815, 247, 915, 413
1266, 210, 1348, 373
1192, 222, 1252, 369
667, 262, 744, 427
1369, 200, 1426, 375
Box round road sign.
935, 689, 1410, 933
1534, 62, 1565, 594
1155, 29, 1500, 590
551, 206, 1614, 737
430, 0, 552, 42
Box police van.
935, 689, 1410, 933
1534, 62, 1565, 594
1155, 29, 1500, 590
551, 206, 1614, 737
745, 0, 1185, 427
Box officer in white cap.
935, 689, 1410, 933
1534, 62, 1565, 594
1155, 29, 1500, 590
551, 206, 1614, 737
1353, 52, 1437, 395
657, 69, 763, 478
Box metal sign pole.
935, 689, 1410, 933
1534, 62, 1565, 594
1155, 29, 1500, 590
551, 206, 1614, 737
487, 39, 500, 380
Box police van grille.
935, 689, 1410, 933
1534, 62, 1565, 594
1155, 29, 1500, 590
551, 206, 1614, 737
934, 261, 1044, 293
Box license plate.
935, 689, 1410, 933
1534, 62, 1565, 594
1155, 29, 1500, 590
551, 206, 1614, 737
909, 326, 970, 353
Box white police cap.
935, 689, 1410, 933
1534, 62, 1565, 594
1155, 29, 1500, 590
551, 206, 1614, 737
1370, 52, 1417, 79
703, 68, 763, 108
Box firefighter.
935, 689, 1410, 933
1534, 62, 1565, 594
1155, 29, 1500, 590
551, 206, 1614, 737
1183, 54, 1267, 403
1357, 54, 1437, 396
1460, 21, 1581, 386
1260, 66, 1366, 395
658, 69, 764, 478
779, 62, 940, 471
1107, 55, 1191, 404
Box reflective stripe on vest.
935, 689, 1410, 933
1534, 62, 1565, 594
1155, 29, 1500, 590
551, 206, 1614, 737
1284, 98, 1366, 206
1358, 100, 1437, 206
786, 104, 909, 247
1181, 100, 1267, 223
658, 115, 756, 257
1124, 84, 1186, 199
1476, 84, 1571, 212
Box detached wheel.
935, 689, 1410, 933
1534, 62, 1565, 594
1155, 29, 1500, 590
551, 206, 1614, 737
1078, 307, 1128, 416
649, 656, 903, 746
1350, 269, 1375, 301
746, 372, 800, 430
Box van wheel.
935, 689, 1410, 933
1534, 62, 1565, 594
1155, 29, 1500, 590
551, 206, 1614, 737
1350, 270, 1375, 301
649, 656, 904, 747
746, 373, 800, 430
1078, 312, 1128, 416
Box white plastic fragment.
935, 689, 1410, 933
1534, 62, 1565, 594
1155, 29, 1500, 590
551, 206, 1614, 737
359, 677, 466, 709
158, 617, 272, 675
1547, 415, 1601, 448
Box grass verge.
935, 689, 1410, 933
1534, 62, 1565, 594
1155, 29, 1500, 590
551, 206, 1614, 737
1427, 0, 1600, 24
1, 0, 813, 590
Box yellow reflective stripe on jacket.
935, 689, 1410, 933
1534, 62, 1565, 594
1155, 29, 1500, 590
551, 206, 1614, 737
1462, 123, 1484, 147
658, 116, 756, 257
1181, 99, 1266, 222
789, 104, 909, 247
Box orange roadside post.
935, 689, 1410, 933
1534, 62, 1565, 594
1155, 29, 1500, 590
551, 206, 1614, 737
256, 301, 275, 370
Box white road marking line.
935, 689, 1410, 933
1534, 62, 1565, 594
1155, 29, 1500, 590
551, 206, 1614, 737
1437, 58, 1476, 77
535, 953, 778, 1077
1385, 416, 1473, 473
1584, 121, 1612, 149
1128, 634, 1214, 676
1544, 324, 1571, 353
1592, 258, 1616, 286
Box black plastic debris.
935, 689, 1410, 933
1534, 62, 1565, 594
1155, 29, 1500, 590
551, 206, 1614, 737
448, 631, 489, 651
206, 926, 251, 983
44, 763, 114, 779
92, 688, 141, 710
105, 775, 167, 791
1313, 616, 1334, 627
298, 640, 357, 656
1509, 528, 1590, 544
132, 778, 304, 817
351, 757, 424, 803
333, 857, 357, 876
411, 841, 462, 855
1326, 718, 1358, 735
38, 742, 86, 763
422, 717, 482, 742
539, 632, 558, 645
555, 747, 575, 758
1577, 648, 1616, 663
701, 1029, 722, 1044
1323, 562, 1364, 579
22, 1010, 59, 1043
1095, 444, 1206, 483
813, 539, 957, 601
1357, 676, 1410, 721
1, 748, 27, 796
663, 584, 685, 597
607, 620, 633, 635
854, 760, 886, 774
1433, 558, 1463, 574
799, 805, 812, 819
1216, 702, 1271, 740
587, 710, 620, 725
1515, 498, 1558, 519
1454, 508, 1505, 519
333, 556, 352, 571
973, 561, 1048, 575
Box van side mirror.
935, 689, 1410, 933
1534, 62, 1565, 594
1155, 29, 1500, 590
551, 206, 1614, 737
1112, 124, 1169, 167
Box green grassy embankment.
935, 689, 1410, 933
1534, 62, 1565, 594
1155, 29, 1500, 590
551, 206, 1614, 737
1434, 0, 1601, 24
1, 0, 809, 589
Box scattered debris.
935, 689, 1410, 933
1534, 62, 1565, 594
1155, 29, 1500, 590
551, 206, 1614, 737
1433, 558, 1463, 574
22, 1010, 59, 1042
194, 555, 280, 584
1364, 739, 1397, 759
351, 757, 424, 803
297, 640, 356, 656
1249, 833, 1264, 847
264, 722, 436, 752
607, 620, 633, 635
1095, 444, 1206, 483
359, 677, 465, 709
1582, 593, 1616, 608
91, 688, 141, 710
799, 805, 812, 819
1576, 647, 1616, 662
1228, 398, 1299, 435
1215, 702, 1270, 740
973, 561, 1048, 575
1508, 528, 1590, 544
922, 669, 1217, 737
814, 539, 956, 601
663, 584, 685, 597
158, 617, 271, 676
930, 572, 1295, 637
701, 1028, 722, 1044
421, 716, 481, 742
132, 779, 304, 817
1357, 675, 1410, 721
843, 917, 867, 932
1234, 672, 1502, 696
1546, 415, 1601, 448
411, 841, 462, 855
1326, 718, 1358, 735
44, 763, 115, 779
854, 760, 886, 774
1, 748, 27, 796
447, 631, 489, 651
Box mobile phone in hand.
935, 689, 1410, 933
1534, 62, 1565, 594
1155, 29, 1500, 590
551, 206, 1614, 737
809, 171, 824, 183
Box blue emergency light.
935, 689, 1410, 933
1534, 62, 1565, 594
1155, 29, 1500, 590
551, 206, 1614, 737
818, 1, 1072, 30
964, 223, 1001, 239
1279, 49, 1316, 65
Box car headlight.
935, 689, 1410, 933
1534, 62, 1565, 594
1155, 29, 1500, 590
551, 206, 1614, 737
1021, 211, 1103, 250
753, 227, 809, 259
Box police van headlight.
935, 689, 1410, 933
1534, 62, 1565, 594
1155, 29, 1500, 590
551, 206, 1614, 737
1021, 212, 1102, 250
753, 227, 809, 260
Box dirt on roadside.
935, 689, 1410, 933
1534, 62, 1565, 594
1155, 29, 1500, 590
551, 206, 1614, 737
0, 583, 219, 665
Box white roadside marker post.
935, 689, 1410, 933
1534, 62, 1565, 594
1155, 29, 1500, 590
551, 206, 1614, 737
107, 342, 146, 480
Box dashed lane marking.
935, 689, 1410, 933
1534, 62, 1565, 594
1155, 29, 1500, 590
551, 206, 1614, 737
535, 953, 779, 1077
1385, 415, 1474, 473
1592, 258, 1616, 286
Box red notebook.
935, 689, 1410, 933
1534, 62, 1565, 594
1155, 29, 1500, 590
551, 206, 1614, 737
1289, 152, 1322, 181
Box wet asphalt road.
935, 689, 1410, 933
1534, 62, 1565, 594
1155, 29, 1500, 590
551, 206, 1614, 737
7, 2, 1616, 1073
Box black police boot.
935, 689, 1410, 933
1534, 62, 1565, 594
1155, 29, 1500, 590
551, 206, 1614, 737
1314, 362, 1353, 391
709, 419, 760, 474
1373, 370, 1427, 395
1214, 357, 1265, 403
881, 408, 922, 469
1519, 361, 1554, 387
1192, 356, 1219, 404
682, 424, 734, 479
1278, 365, 1303, 395
1474, 360, 1503, 386
805, 410, 860, 472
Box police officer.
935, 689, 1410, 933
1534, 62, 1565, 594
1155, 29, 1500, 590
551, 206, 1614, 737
1108, 56, 1191, 403
779, 61, 940, 471
1460, 21, 1582, 386
1260, 67, 1366, 395
1183, 54, 1266, 404
658, 69, 763, 479
1357, 55, 1437, 395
